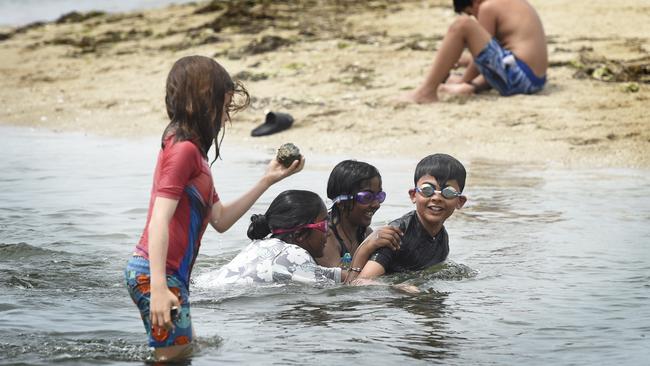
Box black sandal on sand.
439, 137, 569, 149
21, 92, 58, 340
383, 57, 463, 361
251, 111, 294, 137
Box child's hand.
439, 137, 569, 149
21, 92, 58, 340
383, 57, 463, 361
150, 287, 180, 330
391, 283, 420, 294
365, 226, 402, 251
263, 156, 305, 185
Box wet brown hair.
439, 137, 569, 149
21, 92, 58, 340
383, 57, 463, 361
163, 55, 249, 163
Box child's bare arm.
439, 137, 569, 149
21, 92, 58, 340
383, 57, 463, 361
210, 157, 304, 232
148, 197, 182, 330
344, 226, 401, 283
353, 261, 386, 282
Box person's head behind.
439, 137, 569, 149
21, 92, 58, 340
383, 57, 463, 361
452, 0, 474, 14
247, 190, 328, 258
164, 55, 249, 163
410, 154, 467, 231
327, 160, 383, 229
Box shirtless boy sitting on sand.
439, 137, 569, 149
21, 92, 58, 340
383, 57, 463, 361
405, 0, 548, 103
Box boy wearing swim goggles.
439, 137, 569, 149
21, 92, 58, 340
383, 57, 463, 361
348, 153, 467, 279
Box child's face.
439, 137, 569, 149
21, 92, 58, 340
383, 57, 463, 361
300, 210, 329, 258
341, 176, 383, 228
410, 174, 466, 229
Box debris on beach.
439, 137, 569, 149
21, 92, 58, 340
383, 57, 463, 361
197, 0, 278, 34
242, 35, 293, 55
55, 11, 106, 24
329, 63, 376, 88
0, 21, 46, 41
193, 0, 227, 14
622, 82, 640, 93
234, 70, 270, 81
571, 53, 650, 84
45, 29, 153, 55
396, 34, 443, 51
276, 143, 301, 167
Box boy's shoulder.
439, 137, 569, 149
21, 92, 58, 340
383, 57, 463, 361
389, 210, 432, 241
479, 0, 526, 18
389, 210, 417, 232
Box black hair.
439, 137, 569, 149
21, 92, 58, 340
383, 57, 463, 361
247, 190, 325, 242
327, 160, 380, 211
414, 154, 467, 192
326, 160, 381, 242
453, 0, 473, 13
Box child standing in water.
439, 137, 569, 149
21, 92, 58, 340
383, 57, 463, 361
124, 55, 303, 362
317, 160, 400, 268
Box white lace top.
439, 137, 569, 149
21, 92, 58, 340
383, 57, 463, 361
194, 238, 342, 287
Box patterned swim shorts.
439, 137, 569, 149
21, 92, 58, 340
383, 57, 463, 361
474, 38, 546, 96
125, 256, 193, 348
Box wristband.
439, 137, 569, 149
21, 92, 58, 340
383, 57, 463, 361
349, 267, 362, 273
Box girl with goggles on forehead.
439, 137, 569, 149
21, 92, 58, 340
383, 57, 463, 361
317, 160, 401, 269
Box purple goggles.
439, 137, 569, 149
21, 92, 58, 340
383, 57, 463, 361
333, 191, 386, 205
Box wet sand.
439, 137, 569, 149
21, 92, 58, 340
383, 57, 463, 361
0, 0, 648, 168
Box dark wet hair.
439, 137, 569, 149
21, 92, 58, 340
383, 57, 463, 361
326, 160, 381, 239
453, 0, 473, 13
414, 154, 466, 192
247, 190, 326, 242
163, 55, 249, 164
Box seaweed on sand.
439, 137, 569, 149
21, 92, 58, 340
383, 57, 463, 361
241, 35, 293, 55
571, 53, 650, 84
55, 11, 106, 24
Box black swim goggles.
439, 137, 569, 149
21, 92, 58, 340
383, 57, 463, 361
333, 191, 386, 205
414, 183, 462, 199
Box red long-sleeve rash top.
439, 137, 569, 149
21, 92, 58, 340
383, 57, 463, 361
135, 135, 219, 288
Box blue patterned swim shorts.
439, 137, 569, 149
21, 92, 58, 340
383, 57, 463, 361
474, 38, 546, 96
125, 256, 193, 348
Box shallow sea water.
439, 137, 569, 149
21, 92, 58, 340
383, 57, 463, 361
0, 126, 648, 365
0, 0, 198, 26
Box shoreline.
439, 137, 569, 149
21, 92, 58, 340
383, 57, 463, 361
1, 0, 649, 169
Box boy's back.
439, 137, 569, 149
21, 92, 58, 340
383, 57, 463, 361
483, 0, 547, 76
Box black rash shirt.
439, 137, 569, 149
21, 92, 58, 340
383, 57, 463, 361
369, 210, 449, 273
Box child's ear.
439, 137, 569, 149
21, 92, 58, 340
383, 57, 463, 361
293, 230, 308, 244
408, 189, 417, 204
456, 195, 467, 209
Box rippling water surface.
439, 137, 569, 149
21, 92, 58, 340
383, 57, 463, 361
1, 126, 648, 365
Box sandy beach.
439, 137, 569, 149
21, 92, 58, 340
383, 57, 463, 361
1, 0, 648, 168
